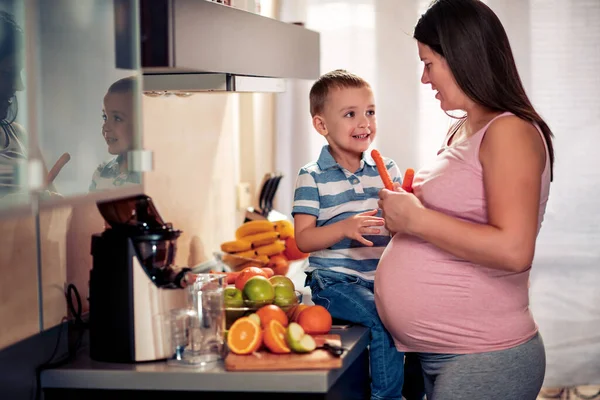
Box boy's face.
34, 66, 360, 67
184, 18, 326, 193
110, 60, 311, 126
102, 91, 134, 156
313, 85, 376, 159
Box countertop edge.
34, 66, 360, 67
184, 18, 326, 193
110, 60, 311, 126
41, 326, 369, 393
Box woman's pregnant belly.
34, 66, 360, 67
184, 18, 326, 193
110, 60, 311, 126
374, 234, 537, 353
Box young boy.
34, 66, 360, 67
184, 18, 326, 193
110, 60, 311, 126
292, 69, 407, 400
89, 76, 141, 192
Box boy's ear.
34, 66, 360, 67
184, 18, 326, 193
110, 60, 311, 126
312, 115, 328, 137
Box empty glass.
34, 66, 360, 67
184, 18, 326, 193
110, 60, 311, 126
167, 274, 226, 368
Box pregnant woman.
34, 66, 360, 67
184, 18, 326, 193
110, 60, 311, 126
375, 1, 554, 399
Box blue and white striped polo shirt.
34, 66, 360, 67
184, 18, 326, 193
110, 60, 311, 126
292, 145, 402, 281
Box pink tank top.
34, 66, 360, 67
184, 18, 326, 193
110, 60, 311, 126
374, 112, 551, 353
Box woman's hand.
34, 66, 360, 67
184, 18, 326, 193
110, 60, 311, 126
341, 209, 385, 246
378, 182, 424, 235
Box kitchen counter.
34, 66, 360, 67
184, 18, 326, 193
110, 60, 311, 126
41, 325, 370, 399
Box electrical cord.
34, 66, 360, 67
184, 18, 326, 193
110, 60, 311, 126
32, 283, 87, 400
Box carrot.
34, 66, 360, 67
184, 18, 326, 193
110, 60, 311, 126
370, 149, 394, 190
401, 168, 415, 193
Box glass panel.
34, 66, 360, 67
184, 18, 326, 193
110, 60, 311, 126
0, 0, 30, 211
31, 0, 143, 201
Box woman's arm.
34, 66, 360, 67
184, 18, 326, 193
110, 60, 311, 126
382, 116, 546, 272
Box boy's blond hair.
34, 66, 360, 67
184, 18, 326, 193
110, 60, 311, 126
309, 69, 370, 117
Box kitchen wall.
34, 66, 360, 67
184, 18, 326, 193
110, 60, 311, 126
0, 213, 39, 349
141, 93, 242, 268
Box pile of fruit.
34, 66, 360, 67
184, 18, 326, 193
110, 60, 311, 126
220, 219, 308, 276
223, 266, 333, 356
227, 303, 333, 355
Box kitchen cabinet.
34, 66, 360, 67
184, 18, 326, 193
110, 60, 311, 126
0, 0, 145, 349
30, 0, 144, 204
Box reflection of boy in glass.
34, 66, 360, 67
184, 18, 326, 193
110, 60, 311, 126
89, 76, 141, 192
0, 10, 26, 199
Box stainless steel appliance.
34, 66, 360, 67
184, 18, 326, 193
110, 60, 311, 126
89, 195, 190, 363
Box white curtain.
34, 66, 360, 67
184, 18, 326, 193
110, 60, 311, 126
276, 0, 600, 388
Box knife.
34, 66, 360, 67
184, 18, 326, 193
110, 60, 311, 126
317, 341, 346, 357
263, 174, 283, 216
314, 336, 346, 357
258, 173, 274, 212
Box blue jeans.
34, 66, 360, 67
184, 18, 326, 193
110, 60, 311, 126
306, 269, 405, 400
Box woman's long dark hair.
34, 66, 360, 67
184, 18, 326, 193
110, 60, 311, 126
414, 0, 554, 180
0, 10, 23, 124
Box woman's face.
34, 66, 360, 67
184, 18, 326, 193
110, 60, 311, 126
418, 42, 469, 112
0, 55, 24, 121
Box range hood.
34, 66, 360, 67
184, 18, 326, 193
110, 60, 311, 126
115, 0, 320, 93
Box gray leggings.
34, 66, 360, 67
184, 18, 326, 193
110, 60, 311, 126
417, 333, 546, 400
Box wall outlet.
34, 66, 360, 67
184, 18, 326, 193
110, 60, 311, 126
236, 182, 252, 211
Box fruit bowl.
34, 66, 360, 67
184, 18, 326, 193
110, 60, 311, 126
225, 290, 303, 329
214, 251, 267, 272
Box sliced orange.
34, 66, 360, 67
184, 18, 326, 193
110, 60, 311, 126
227, 316, 263, 355
263, 320, 291, 354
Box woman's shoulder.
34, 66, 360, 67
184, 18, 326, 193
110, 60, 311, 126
9, 121, 26, 136
3, 121, 27, 143
486, 114, 541, 144
482, 114, 546, 167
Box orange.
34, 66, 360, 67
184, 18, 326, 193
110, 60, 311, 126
286, 304, 309, 323
227, 316, 263, 355
297, 305, 332, 335
235, 266, 268, 291
283, 236, 309, 261
267, 253, 290, 276
256, 304, 289, 328
263, 320, 291, 354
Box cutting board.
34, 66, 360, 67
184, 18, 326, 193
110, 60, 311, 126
224, 334, 343, 371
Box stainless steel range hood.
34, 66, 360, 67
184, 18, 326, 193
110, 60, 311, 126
116, 0, 320, 94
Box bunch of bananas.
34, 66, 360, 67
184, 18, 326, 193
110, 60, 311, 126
220, 219, 298, 274
221, 220, 293, 255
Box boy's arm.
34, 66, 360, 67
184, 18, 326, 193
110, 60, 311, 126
294, 211, 384, 253
294, 214, 347, 253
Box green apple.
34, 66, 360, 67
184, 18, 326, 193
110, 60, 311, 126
268, 275, 295, 291
285, 322, 316, 353
224, 286, 244, 308
242, 276, 275, 307
273, 285, 298, 309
